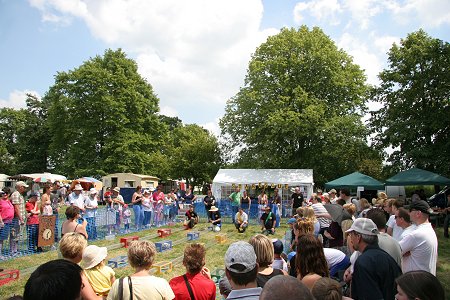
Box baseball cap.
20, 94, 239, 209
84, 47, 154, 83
225, 241, 257, 273
345, 218, 379, 236
287, 218, 297, 224
16, 181, 29, 188
272, 239, 284, 255
409, 200, 431, 214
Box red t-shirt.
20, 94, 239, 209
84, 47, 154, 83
25, 201, 40, 225
0, 199, 14, 222
169, 272, 216, 300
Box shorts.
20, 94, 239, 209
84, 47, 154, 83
0, 222, 12, 241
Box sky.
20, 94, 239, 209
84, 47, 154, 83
1, 0, 449, 135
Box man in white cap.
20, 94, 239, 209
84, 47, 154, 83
346, 218, 401, 300
84, 188, 99, 240
69, 184, 86, 212
10, 181, 29, 256
225, 241, 261, 300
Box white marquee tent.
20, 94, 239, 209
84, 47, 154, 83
211, 169, 314, 199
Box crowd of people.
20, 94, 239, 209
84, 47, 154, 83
1, 181, 449, 299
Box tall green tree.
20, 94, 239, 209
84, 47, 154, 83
170, 124, 222, 187
220, 26, 372, 186
370, 30, 450, 176
44, 49, 165, 177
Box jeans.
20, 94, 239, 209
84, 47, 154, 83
27, 224, 39, 253
86, 217, 97, 240
133, 204, 144, 229
143, 211, 152, 226
231, 206, 239, 224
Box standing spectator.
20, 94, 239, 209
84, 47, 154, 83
122, 204, 132, 233
51, 182, 62, 243
107, 240, 175, 300
443, 192, 450, 238
169, 243, 216, 300
345, 218, 402, 300
235, 207, 249, 233
340, 189, 360, 212
240, 190, 251, 212
167, 189, 178, 222
260, 206, 276, 235
257, 190, 268, 221
386, 199, 404, 241
328, 189, 338, 204
249, 234, 287, 288
183, 187, 196, 205
69, 184, 86, 213
163, 192, 173, 225
271, 188, 281, 227
208, 206, 221, 232
395, 270, 445, 300
111, 187, 124, 233
229, 187, 241, 224
295, 234, 329, 290
61, 206, 88, 239
203, 190, 215, 222
291, 187, 304, 213
399, 200, 438, 275
311, 195, 331, 244
131, 186, 144, 230
224, 241, 262, 300
25, 192, 40, 253
395, 207, 417, 240
84, 188, 98, 240
271, 239, 288, 272
11, 181, 28, 256
142, 189, 153, 228
0, 188, 14, 259
40, 186, 53, 216
184, 205, 199, 229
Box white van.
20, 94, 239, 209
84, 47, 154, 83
385, 186, 406, 201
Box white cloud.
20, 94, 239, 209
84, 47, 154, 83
200, 118, 221, 137
0, 90, 40, 109
342, 0, 381, 30
338, 33, 382, 85
373, 34, 400, 55
294, 0, 343, 25
159, 106, 178, 118
28, 0, 278, 131
384, 0, 450, 28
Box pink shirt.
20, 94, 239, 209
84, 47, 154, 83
0, 199, 14, 222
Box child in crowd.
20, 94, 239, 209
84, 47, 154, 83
25, 192, 41, 253
82, 245, 115, 297
122, 204, 132, 233
272, 239, 288, 272
154, 198, 164, 227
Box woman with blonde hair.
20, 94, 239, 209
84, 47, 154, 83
249, 234, 287, 287
107, 240, 174, 300
297, 207, 320, 237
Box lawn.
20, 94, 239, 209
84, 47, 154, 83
1, 221, 449, 299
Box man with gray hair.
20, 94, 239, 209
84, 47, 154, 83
11, 181, 29, 256
224, 241, 261, 300
346, 218, 402, 300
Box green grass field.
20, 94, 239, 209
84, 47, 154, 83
1, 222, 449, 299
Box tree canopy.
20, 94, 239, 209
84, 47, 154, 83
220, 26, 378, 186
370, 30, 450, 177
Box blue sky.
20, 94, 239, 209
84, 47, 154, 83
1, 0, 449, 134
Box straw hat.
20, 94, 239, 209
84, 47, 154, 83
89, 188, 98, 194
82, 245, 108, 269
113, 187, 120, 193
73, 184, 83, 191
209, 206, 219, 212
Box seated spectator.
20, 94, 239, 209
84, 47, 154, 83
296, 234, 329, 290
59, 232, 102, 300
260, 275, 314, 300
23, 259, 83, 300
61, 206, 88, 239
107, 240, 174, 300
224, 241, 262, 300
235, 207, 249, 233
272, 239, 288, 272
311, 277, 352, 300
82, 245, 116, 297
260, 206, 276, 235
184, 205, 199, 229
249, 234, 287, 287
169, 243, 216, 299
395, 270, 445, 300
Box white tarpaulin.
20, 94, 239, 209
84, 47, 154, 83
212, 169, 314, 199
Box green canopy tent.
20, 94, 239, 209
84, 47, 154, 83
385, 167, 450, 186
325, 172, 384, 190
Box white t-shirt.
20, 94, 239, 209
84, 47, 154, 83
323, 248, 346, 269
142, 197, 153, 212
311, 203, 331, 228
84, 196, 98, 218
69, 192, 85, 210
387, 215, 404, 241
399, 222, 438, 275
107, 275, 174, 300
272, 257, 288, 272
400, 224, 417, 240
